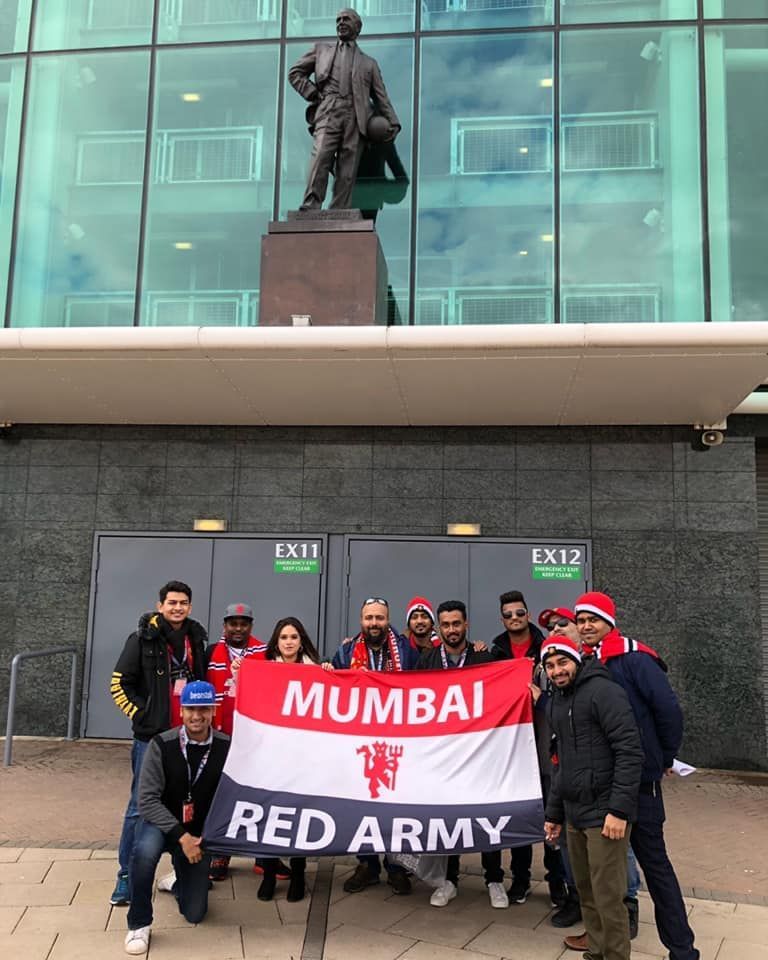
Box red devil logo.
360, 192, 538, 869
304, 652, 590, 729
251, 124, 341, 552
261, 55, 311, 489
356, 741, 404, 799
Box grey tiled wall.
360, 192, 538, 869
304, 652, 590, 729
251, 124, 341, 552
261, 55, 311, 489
0, 424, 764, 770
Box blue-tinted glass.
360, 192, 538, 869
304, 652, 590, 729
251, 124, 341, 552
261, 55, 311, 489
287, 0, 414, 38
141, 45, 279, 327
705, 0, 768, 15
706, 26, 768, 321
417, 34, 554, 325
11, 52, 150, 327
33, 0, 154, 50
158, 0, 279, 42
0, 60, 25, 316
0, 0, 31, 53
281, 38, 414, 324
422, 0, 550, 32
561, 0, 695, 25
561, 29, 703, 323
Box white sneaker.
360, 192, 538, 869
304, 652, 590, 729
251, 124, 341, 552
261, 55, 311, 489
430, 880, 458, 907
488, 881, 508, 908
156, 870, 176, 892
124, 926, 151, 955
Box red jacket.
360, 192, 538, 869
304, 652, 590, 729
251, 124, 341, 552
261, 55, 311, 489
206, 636, 266, 736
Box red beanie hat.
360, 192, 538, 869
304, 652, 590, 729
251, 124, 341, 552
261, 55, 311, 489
574, 591, 616, 628
406, 596, 435, 624
541, 637, 582, 666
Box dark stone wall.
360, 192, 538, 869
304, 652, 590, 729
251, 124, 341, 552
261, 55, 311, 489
0, 424, 764, 770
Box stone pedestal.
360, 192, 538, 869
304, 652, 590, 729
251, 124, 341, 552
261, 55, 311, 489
259, 210, 388, 326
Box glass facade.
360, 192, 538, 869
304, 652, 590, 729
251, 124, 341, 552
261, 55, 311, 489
0, 2, 765, 326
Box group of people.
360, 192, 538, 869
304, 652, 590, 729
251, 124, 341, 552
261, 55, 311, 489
110, 580, 699, 960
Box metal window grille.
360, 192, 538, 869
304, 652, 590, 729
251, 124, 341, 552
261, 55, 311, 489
147, 291, 258, 326
562, 287, 662, 323
459, 294, 551, 324
562, 114, 658, 172
76, 135, 146, 185
444, 0, 544, 9
416, 295, 449, 325
64, 297, 135, 327
451, 112, 658, 175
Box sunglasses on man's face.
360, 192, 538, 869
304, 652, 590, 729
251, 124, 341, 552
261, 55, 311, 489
502, 609, 527, 619
549, 618, 571, 628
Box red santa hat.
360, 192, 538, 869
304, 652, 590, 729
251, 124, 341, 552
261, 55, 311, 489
541, 637, 582, 666
574, 591, 616, 628
406, 596, 435, 624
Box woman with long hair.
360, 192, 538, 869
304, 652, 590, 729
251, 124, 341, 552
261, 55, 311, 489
256, 617, 332, 903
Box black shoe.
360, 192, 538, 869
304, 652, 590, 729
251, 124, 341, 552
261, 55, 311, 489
507, 878, 532, 904
254, 858, 292, 880
624, 896, 639, 940
387, 871, 412, 895
258, 873, 277, 901
287, 872, 306, 902
343, 864, 380, 893
548, 877, 568, 908
209, 856, 230, 881
551, 894, 582, 928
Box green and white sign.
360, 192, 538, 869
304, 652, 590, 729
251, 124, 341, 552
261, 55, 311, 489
530, 546, 584, 581
274, 542, 321, 574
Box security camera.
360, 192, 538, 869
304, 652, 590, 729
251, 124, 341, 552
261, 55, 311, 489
690, 425, 726, 452
701, 429, 724, 447
0, 421, 20, 445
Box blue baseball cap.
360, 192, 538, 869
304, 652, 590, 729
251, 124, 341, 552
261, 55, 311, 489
180, 681, 216, 707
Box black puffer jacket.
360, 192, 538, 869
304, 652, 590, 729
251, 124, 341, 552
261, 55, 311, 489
545, 658, 643, 829
111, 613, 208, 741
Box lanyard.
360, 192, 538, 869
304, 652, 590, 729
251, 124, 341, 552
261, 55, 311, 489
179, 727, 212, 799
168, 636, 192, 669
440, 645, 467, 669
368, 646, 385, 671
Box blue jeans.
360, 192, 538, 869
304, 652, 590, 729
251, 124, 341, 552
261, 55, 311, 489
117, 738, 150, 878
127, 820, 211, 930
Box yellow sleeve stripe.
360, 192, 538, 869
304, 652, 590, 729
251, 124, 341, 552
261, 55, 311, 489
110, 672, 141, 719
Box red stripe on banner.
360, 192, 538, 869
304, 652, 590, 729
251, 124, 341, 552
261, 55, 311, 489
235, 659, 533, 737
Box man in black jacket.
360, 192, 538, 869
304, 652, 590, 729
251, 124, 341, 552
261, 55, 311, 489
124, 681, 229, 956
543, 637, 643, 960
110, 580, 208, 906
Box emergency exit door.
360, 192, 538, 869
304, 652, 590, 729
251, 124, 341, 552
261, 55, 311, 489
83, 533, 327, 738
343, 536, 591, 644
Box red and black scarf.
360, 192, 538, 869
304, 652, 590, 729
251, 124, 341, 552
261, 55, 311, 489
349, 628, 403, 671
596, 628, 667, 671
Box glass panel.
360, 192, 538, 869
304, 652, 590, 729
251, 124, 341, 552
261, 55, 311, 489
287, 0, 414, 38
32, 0, 154, 50
560, 28, 703, 323
0, 0, 31, 53
11, 51, 150, 327
706, 26, 768, 322
141, 44, 279, 327
422, 0, 550, 32
704, 0, 768, 16
0, 60, 25, 316
561, 0, 695, 25
416, 34, 553, 325
158, 0, 279, 43
281, 38, 413, 324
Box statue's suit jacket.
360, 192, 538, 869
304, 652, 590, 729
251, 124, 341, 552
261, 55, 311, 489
288, 42, 400, 137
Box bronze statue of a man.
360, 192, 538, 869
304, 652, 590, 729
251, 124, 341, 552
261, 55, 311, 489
288, 8, 401, 211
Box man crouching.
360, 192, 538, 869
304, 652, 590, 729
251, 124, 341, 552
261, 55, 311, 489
542, 638, 642, 960
125, 681, 229, 955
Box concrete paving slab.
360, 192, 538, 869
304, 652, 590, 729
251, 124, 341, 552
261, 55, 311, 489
206, 898, 283, 927
46, 859, 122, 883
630, 920, 666, 955
0, 930, 57, 960
399, 940, 503, 960
241, 923, 307, 958
464, 921, 567, 959
0, 860, 51, 883
144, 923, 244, 958
18, 848, 91, 862
15, 902, 111, 932
88, 849, 118, 860
324, 922, 416, 960
276, 895, 312, 925
0, 848, 24, 862
49, 929, 131, 959
0, 881, 77, 906
716, 938, 768, 960
328, 893, 417, 931
685, 897, 736, 917
0, 904, 25, 934
386, 905, 492, 949
733, 902, 768, 921
688, 912, 768, 944
72, 879, 119, 904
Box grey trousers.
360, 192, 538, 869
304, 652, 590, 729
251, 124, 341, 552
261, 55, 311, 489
301, 100, 364, 210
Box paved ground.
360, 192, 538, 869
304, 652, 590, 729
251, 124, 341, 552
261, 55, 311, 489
1, 739, 768, 959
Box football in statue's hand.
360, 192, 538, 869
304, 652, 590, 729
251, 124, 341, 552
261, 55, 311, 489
366, 115, 392, 143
